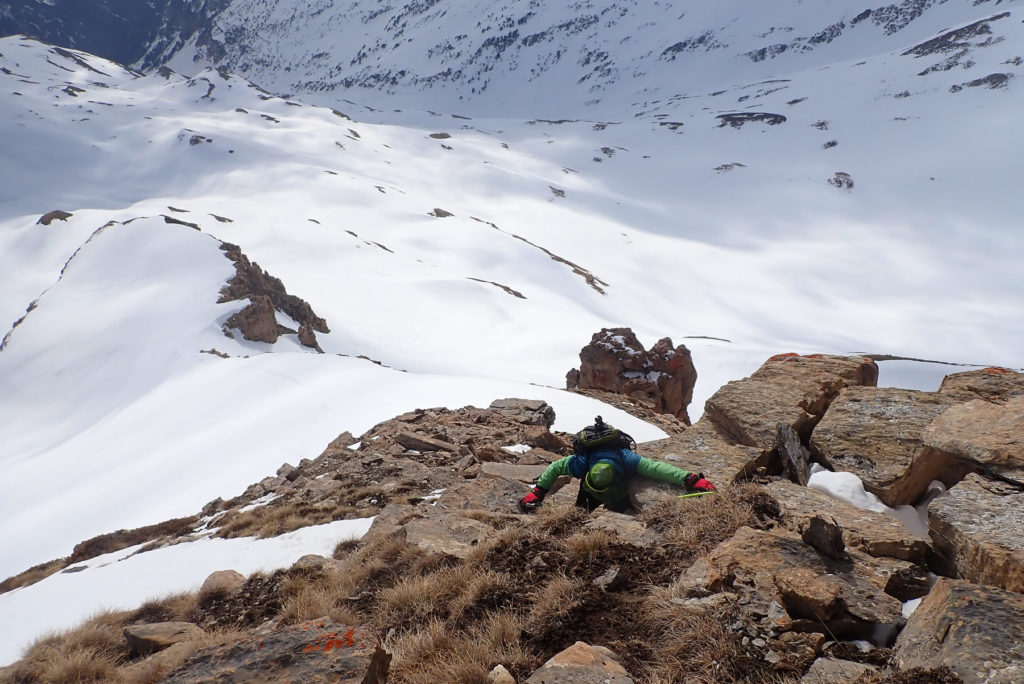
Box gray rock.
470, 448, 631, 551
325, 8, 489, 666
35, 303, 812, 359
800, 658, 877, 683
893, 578, 1024, 683
198, 569, 246, 603
929, 473, 1024, 592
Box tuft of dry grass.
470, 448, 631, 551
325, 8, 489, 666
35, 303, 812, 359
5, 609, 132, 683
0, 558, 70, 596
214, 502, 364, 539
130, 591, 200, 625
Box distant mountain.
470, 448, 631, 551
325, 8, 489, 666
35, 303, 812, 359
4, 0, 1017, 116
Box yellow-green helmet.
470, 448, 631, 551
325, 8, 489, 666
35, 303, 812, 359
586, 462, 615, 492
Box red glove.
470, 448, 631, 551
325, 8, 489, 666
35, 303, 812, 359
684, 472, 717, 492
518, 485, 547, 512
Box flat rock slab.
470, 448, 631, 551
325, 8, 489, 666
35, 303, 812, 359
584, 510, 661, 548
403, 515, 495, 559
894, 578, 1024, 684
923, 396, 1024, 481
705, 354, 877, 453
938, 367, 1024, 404
929, 473, 1024, 592
680, 526, 920, 640
524, 641, 633, 683
437, 475, 529, 515
810, 387, 960, 506
767, 480, 930, 563
162, 620, 389, 684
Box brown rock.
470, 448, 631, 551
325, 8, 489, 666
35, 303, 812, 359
524, 641, 633, 683
801, 516, 845, 559
123, 622, 207, 657
928, 473, 1024, 592
705, 354, 877, 455
436, 475, 529, 515
568, 328, 697, 424
637, 420, 767, 488
811, 387, 962, 505
198, 569, 246, 603
922, 396, 1024, 482
893, 578, 1024, 683
800, 658, 877, 683
488, 664, 516, 684
767, 480, 930, 563
678, 526, 913, 640
584, 510, 661, 548
161, 620, 389, 683
37, 209, 73, 225
938, 367, 1024, 404
394, 431, 458, 452
403, 515, 494, 559
226, 294, 291, 343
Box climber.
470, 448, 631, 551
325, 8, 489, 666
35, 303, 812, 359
517, 416, 717, 513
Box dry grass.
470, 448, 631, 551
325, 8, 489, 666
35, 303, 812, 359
5, 609, 131, 683
0, 558, 70, 596
130, 591, 200, 624
214, 502, 363, 539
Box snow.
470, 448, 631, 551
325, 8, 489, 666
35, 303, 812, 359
0, 4, 1022, 665
0, 518, 374, 665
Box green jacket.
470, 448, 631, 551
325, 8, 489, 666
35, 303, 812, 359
536, 451, 693, 508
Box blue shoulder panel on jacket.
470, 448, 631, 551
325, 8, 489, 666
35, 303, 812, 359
566, 448, 641, 479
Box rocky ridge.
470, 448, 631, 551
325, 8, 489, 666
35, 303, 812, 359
3, 345, 1024, 683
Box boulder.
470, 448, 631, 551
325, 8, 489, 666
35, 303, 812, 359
678, 526, 921, 641
123, 622, 207, 657
584, 510, 661, 548
394, 432, 458, 453
938, 367, 1024, 404
524, 641, 633, 683
893, 579, 1024, 683
488, 398, 556, 427
566, 328, 697, 424
225, 294, 290, 343
800, 658, 877, 683
704, 354, 877, 455
37, 209, 73, 225
810, 387, 960, 506
403, 515, 494, 559
639, 420, 767, 488
488, 664, 516, 683
161, 620, 389, 683
928, 473, 1024, 592
436, 475, 529, 515
766, 480, 930, 563
922, 396, 1024, 482
198, 569, 246, 603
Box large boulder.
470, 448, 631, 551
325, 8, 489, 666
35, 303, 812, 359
800, 658, 877, 683
928, 473, 1024, 593
566, 328, 697, 424
161, 620, 389, 683
921, 396, 1024, 482
893, 579, 1024, 683
937, 367, 1024, 404
809, 387, 960, 506
638, 420, 767, 489
767, 480, 930, 563
678, 526, 924, 641
524, 642, 633, 684
704, 354, 877, 455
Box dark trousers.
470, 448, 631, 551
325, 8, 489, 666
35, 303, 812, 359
575, 482, 629, 513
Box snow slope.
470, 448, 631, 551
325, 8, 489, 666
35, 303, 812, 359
0, 5, 1022, 661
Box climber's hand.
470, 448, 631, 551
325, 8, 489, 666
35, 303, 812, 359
684, 472, 718, 493
518, 485, 547, 512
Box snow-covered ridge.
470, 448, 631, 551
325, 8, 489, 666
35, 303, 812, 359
148, 0, 1020, 116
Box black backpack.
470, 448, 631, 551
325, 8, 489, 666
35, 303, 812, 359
572, 416, 636, 454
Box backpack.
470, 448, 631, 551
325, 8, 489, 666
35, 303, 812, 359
572, 416, 636, 454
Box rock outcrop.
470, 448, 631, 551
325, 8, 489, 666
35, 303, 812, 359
704, 354, 878, 457
937, 367, 1024, 404
929, 473, 1024, 592
123, 622, 206, 658
566, 328, 697, 424
218, 242, 329, 350
893, 578, 1024, 683
524, 642, 633, 684
810, 386, 960, 506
